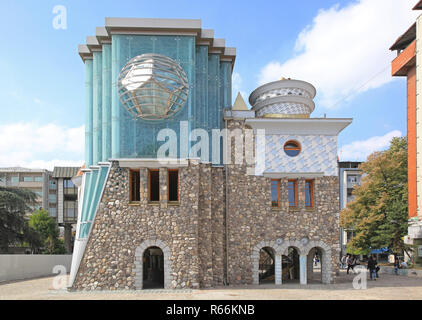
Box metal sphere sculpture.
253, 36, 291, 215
117, 53, 189, 120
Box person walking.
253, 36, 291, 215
367, 256, 378, 281
347, 254, 355, 275
394, 257, 399, 275
340, 255, 347, 269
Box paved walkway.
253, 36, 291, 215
1, 270, 422, 300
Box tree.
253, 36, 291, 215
28, 209, 64, 254
0, 186, 37, 253
340, 137, 408, 256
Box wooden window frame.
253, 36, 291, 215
271, 179, 281, 208
148, 169, 160, 203
167, 169, 180, 203
284, 140, 301, 157
305, 179, 314, 209
129, 169, 140, 202
288, 179, 298, 208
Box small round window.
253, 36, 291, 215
284, 140, 301, 157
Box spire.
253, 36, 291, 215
232, 92, 248, 111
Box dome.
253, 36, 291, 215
117, 53, 189, 120
249, 79, 316, 118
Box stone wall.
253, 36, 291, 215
72, 119, 341, 290
72, 160, 205, 290
225, 119, 340, 285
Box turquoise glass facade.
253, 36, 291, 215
84, 35, 232, 165
78, 165, 109, 239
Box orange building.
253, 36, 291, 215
390, 1, 422, 263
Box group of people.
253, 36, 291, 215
340, 254, 359, 274
393, 257, 407, 275
340, 254, 380, 280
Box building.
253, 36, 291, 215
52, 167, 80, 253
0, 167, 57, 216
69, 18, 352, 290
338, 161, 362, 256
390, 1, 422, 265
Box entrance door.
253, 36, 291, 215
143, 246, 164, 289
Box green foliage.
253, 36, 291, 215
29, 209, 62, 254
0, 186, 37, 253
340, 137, 408, 255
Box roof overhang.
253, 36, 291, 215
392, 39, 416, 76
390, 22, 416, 51
78, 17, 236, 69
413, 0, 422, 10
245, 118, 353, 135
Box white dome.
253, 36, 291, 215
249, 79, 316, 118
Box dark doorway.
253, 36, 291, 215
282, 247, 300, 283
259, 247, 275, 284
143, 246, 164, 289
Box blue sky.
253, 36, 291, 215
0, 0, 416, 169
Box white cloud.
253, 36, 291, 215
338, 130, 402, 161
0, 122, 84, 171
33, 98, 42, 105
258, 0, 418, 108
232, 72, 248, 106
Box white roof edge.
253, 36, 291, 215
105, 17, 202, 30
245, 118, 353, 135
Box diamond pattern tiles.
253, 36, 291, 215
264, 134, 338, 176
256, 103, 311, 116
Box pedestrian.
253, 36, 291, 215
401, 260, 407, 269
340, 255, 347, 269
347, 254, 355, 275
394, 257, 399, 275
367, 255, 377, 281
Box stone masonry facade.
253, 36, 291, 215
71, 118, 340, 290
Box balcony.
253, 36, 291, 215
392, 40, 416, 76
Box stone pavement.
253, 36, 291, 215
1, 270, 422, 300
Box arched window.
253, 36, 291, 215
284, 140, 301, 157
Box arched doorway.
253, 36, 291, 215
283, 247, 300, 283
259, 247, 275, 284
143, 246, 164, 289
307, 247, 323, 283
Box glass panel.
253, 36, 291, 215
49, 180, 57, 189
271, 180, 280, 207
10, 176, 19, 183
23, 176, 33, 182
48, 194, 56, 203
305, 181, 313, 207
288, 181, 296, 207
49, 207, 57, 217
34, 176, 43, 182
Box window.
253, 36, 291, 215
284, 140, 301, 157
64, 179, 77, 196
23, 176, 34, 182
305, 180, 314, 208
48, 194, 56, 203
129, 170, 140, 202
10, 176, 19, 183
288, 180, 297, 208
49, 180, 57, 190
168, 170, 179, 202
271, 179, 280, 207
34, 176, 43, 182
64, 179, 75, 188
49, 207, 57, 217
149, 169, 160, 202
64, 201, 77, 220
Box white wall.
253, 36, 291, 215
0, 255, 72, 282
